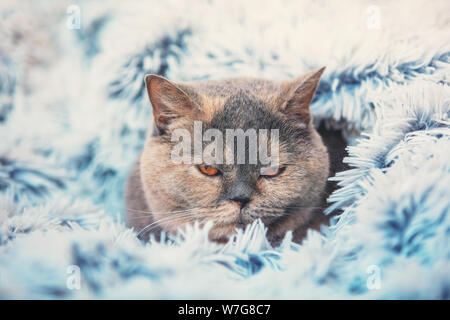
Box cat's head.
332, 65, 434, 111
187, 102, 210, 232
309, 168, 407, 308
139, 68, 329, 241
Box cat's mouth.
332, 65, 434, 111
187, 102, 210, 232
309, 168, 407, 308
207, 208, 256, 241
208, 223, 236, 242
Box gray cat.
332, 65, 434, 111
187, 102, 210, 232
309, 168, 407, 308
126, 68, 337, 246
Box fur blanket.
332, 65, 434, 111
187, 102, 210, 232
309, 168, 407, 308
0, 0, 449, 299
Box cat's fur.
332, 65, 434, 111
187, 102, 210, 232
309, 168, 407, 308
126, 68, 333, 246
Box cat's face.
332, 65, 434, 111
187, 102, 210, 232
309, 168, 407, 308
139, 69, 329, 241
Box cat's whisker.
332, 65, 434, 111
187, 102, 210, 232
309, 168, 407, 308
252, 205, 328, 210
126, 207, 209, 217
127, 212, 196, 221
284, 206, 328, 210
137, 212, 198, 237
126, 207, 197, 214
145, 217, 196, 234
144, 212, 219, 235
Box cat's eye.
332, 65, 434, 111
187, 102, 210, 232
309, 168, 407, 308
198, 164, 220, 176
260, 166, 285, 178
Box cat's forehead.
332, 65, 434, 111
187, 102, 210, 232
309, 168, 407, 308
185, 77, 283, 98
180, 78, 283, 129
208, 92, 283, 131
180, 78, 283, 118
172, 77, 311, 154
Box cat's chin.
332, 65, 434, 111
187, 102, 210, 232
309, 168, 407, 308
207, 220, 248, 243
208, 217, 257, 243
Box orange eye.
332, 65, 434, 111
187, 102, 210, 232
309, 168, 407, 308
260, 166, 285, 178
198, 164, 220, 176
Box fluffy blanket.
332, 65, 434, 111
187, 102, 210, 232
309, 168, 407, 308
0, 0, 449, 299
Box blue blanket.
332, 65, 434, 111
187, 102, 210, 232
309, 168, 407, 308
0, 0, 449, 299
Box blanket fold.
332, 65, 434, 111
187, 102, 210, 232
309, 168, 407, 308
0, 0, 449, 299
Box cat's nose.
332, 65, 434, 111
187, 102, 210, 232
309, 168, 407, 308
222, 179, 253, 207
230, 195, 251, 208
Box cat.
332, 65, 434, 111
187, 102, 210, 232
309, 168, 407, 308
126, 67, 334, 246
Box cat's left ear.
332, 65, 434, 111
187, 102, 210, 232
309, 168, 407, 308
281, 67, 325, 125
145, 74, 199, 135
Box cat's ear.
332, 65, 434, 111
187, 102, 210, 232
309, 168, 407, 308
281, 67, 325, 125
145, 74, 199, 134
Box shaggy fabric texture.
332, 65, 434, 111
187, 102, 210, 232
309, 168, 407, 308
0, 0, 449, 299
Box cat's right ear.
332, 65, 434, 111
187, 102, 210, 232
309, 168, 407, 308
145, 74, 198, 134
280, 67, 325, 126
